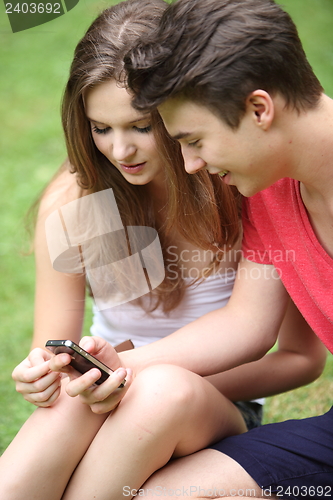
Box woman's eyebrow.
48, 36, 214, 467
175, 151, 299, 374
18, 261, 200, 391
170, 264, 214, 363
86, 115, 106, 124
129, 114, 150, 124
86, 115, 149, 124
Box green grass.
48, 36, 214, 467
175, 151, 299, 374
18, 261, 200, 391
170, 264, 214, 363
0, 0, 333, 453
263, 355, 333, 424
0, 0, 115, 454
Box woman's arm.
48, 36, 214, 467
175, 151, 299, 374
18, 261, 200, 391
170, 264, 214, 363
205, 298, 327, 401
32, 166, 86, 349
13, 165, 87, 406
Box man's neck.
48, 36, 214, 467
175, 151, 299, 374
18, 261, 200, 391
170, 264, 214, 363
282, 94, 333, 257
285, 94, 333, 204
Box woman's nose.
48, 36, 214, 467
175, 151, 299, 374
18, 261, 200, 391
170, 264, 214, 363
111, 133, 137, 161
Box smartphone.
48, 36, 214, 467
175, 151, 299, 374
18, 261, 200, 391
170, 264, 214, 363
45, 339, 125, 387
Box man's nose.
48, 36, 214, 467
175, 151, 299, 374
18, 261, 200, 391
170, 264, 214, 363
182, 148, 206, 174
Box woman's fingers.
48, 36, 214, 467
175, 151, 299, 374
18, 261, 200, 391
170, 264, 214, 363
22, 377, 62, 407
80, 336, 122, 371
48, 352, 73, 372
88, 368, 133, 414
15, 369, 61, 394
12, 348, 52, 384
12, 348, 62, 407
65, 368, 132, 413
29, 347, 52, 366
66, 367, 127, 398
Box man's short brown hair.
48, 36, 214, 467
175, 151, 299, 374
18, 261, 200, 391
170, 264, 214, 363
126, 0, 323, 128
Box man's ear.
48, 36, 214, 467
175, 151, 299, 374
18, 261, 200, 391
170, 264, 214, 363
247, 90, 274, 130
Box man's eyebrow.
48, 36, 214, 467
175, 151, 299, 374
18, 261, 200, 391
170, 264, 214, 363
171, 131, 191, 141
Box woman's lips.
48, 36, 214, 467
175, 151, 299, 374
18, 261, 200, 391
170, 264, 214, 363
120, 162, 146, 174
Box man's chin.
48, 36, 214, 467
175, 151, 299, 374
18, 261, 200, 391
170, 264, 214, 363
237, 184, 260, 197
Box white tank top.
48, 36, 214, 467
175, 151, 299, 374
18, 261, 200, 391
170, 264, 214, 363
91, 272, 235, 348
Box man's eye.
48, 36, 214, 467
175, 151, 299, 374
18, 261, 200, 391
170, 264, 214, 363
92, 126, 110, 135
134, 125, 152, 134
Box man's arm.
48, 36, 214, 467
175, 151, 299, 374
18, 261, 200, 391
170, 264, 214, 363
52, 259, 289, 413
120, 259, 290, 376
205, 298, 327, 401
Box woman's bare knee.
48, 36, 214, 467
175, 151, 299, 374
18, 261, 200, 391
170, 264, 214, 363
130, 364, 200, 417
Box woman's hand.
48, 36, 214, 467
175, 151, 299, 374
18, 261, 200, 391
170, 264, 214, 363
12, 348, 62, 407
49, 336, 133, 414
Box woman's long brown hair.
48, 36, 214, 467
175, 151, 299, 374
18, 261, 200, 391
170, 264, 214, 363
60, 0, 240, 312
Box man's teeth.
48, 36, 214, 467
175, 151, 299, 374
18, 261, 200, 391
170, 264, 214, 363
219, 170, 229, 177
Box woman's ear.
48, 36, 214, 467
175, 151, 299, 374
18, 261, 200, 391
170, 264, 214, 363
247, 90, 274, 130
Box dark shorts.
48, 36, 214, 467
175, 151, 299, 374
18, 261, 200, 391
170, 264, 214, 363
210, 407, 333, 499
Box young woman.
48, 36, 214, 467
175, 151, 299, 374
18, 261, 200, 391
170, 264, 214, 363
0, 1, 326, 499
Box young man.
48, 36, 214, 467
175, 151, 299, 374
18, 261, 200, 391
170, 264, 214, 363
123, 0, 333, 497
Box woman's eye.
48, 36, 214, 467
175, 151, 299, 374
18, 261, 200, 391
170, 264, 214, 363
134, 125, 152, 134
188, 140, 199, 147
92, 126, 110, 135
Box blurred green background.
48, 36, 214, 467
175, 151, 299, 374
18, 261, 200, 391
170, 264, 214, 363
0, 0, 333, 453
